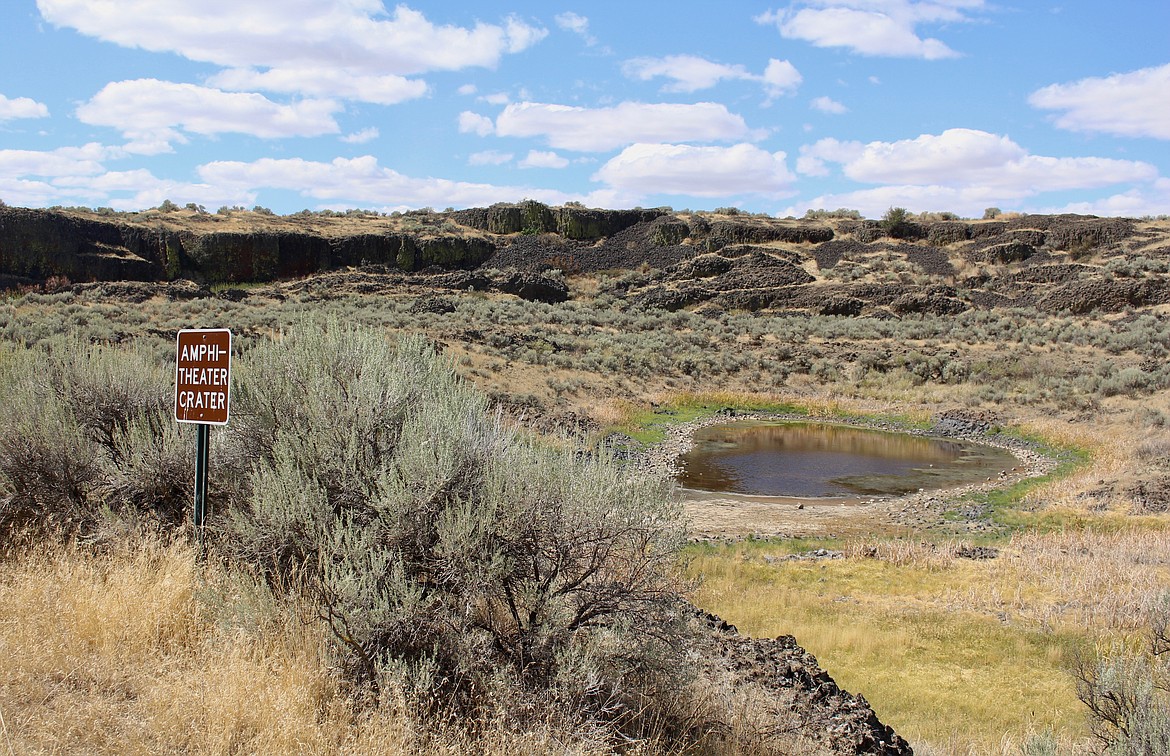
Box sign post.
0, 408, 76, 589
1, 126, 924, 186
175, 328, 232, 550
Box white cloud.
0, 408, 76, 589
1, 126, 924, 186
835, 129, 1156, 191
622, 55, 801, 97
0, 143, 113, 177
457, 84, 478, 96
495, 101, 758, 152
762, 59, 803, 96
785, 127, 1161, 217
624, 55, 751, 93
341, 127, 379, 144
481, 92, 511, 105
504, 15, 549, 53
593, 143, 794, 197
811, 96, 847, 114
37, 2, 546, 101
555, 11, 596, 45
468, 150, 513, 166
1029, 63, 1170, 140
1043, 178, 1170, 218
755, 1, 987, 59
76, 79, 340, 152
198, 155, 571, 209
518, 150, 569, 169
458, 111, 495, 136
208, 68, 427, 106
0, 94, 50, 121
0, 145, 254, 210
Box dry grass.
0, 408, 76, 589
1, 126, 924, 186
0, 537, 634, 755
961, 528, 1170, 632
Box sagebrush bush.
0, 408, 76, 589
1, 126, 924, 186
1075, 594, 1170, 754
218, 320, 694, 738
0, 340, 191, 539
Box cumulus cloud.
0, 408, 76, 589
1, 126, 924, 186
341, 127, 379, 144
0, 142, 113, 177
198, 155, 571, 209
623, 55, 801, 97
208, 68, 427, 106
37, 1, 546, 102
810, 96, 847, 114
1029, 63, 1170, 140
468, 150, 513, 166
76, 79, 340, 152
785, 127, 1160, 217
458, 111, 495, 136
1042, 178, 1170, 218
762, 59, 803, 95
755, 1, 987, 59
593, 143, 794, 197
0, 143, 253, 210
518, 150, 569, 169
495, 101, 758, 152
830, 129, 1156, 190
0, 94, 50, 121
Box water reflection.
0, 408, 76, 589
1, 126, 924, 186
677, 421, 1016, 497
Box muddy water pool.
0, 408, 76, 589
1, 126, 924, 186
676, 420, 1018, 498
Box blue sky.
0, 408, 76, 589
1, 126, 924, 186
1, 1, 1167, 218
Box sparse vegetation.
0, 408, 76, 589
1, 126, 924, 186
3, 205, 1170, 753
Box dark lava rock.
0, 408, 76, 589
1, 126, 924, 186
495, 271, 570, 303
1040, 278, 1170, 314
670, 253, 734, 279
820, 296, 864, 316
891, 289, 967, 316
410, 296, 457, 314
634, 285, 714, 311
703, 220, 833, 252
695, 609, 914, 755
956, 545, 1000, 560
932, 409, 997, 435
1125, 477, 1170, 514
216, 287, 249, 302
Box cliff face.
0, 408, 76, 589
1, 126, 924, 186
0, 207, 174, 283
1, 204, 1160, 320
0, 206, 498, 285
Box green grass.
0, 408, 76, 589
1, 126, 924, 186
947, 435, 1092, 535
612, 392, 932, 447
687, 541, 1091, 752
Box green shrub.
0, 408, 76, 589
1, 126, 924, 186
0, 341, 191, 538
1074, 594, 1170, 754
219, 320, 693, 735
881, 206, 918, 238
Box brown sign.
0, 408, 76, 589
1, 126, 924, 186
174, 328, 232, 425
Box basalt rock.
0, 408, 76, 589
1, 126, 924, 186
0, 206, 169, 281
704, 220, 833, 252
494, 270, 570, 303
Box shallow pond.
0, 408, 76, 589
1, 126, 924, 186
676, 420, 1018, 498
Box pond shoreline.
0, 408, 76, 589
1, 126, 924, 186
639, 411, 1061, 540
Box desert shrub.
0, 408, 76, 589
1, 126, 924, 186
218, 321, 694, 740
0, 341, 192, 539
1074, 594, 1170, 754
802, 208, 861, 220
880, 206, 922, 239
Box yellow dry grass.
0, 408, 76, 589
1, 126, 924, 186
0, 538, 617, 756
687, 522, 1170, 754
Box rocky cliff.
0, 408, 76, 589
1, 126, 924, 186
2, 203, 1167, 318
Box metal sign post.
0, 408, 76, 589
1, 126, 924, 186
175, 328, 232, 550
